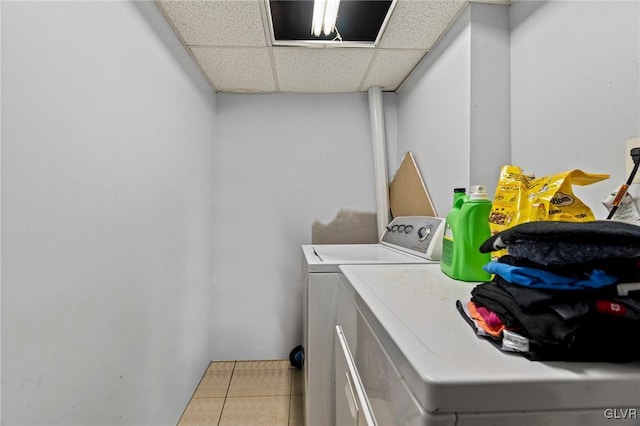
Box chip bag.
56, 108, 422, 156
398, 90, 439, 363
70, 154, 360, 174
488, 165, 610, 258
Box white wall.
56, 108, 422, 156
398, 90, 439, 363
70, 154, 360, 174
383, 92, 400, 182
0, 0, 4, 417
510, 0, 640, 217
1, 2, 216, 425
397, 0, 639, 220
396, 3, 511, 216
469, 3, 511, 195
212, 93, 376, 360
396, 9, 471, 216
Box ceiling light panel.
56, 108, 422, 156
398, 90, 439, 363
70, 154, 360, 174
268, 0, 393, 45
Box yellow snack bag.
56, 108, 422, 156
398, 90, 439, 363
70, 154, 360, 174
488, 166, 534, 230
488, 165, 610, 258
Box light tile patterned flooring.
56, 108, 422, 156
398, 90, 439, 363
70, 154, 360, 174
178, 360, 303, 426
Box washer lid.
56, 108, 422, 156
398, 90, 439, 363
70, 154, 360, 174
302, 244, 428, 273
311, 244, 424, 263
340, 264, 640, 415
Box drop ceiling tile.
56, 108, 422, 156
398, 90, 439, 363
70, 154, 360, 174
361, 49, 427, 91
379, 0, 467, 49
157, 0, 266, 47
273, 47, 375, 93
191, 47, 276, 92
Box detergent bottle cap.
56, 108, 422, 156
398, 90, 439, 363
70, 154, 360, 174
469, 185, 489, 200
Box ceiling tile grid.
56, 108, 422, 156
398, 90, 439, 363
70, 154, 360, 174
156, 0, 471, 93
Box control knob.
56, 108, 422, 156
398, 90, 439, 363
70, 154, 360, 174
418, 225, 432, 242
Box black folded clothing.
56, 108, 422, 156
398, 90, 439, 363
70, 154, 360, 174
470, 281, 640, 362
480, 220, 640, 265
471, 282, 580, 345
456, 299, 640, 362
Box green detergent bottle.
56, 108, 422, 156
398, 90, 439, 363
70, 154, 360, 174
440, 185, 492, 282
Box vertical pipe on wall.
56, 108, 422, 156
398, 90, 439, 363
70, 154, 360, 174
368, 86, 390, 239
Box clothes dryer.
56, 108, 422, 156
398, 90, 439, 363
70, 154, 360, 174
336, 263, 640, 425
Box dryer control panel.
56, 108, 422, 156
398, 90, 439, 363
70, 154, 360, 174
380, 216, 445, 260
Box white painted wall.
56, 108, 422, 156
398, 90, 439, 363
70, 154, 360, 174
0, 0, 4, 417
510, 0, 640, 217
469, 4, 511, 195
396, 10, 471, 216
383, 92, 399, 178
396, 3, 511, 216
1, 2, 216, 425
212, 93, 376, 360
396, 0, 638, 220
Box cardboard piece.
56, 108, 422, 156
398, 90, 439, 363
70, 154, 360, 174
389, 152, 438, 218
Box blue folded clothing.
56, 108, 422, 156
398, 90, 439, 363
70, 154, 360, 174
483, 261, 618, 290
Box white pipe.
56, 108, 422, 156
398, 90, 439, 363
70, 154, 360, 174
368, 86, 390, 240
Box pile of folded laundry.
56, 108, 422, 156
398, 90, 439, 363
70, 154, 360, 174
456, 220, 640, 362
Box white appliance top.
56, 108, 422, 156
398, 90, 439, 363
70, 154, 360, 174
340, 263, 640, 415
309, 244, 421, 263
302, 244, 428, 273
303, 216, 444, 273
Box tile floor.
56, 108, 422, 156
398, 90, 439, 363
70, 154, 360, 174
178, 360, 303, 426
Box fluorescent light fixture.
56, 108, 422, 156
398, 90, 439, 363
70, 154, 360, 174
269, 0, 394, 47
311, 0, 341, 37
311, 0, 326, 36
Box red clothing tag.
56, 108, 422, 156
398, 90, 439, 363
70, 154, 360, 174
595, 300, 626, 317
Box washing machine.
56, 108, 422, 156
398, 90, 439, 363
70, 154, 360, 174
301, 216, 445, 426
335, 263, 640, 425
